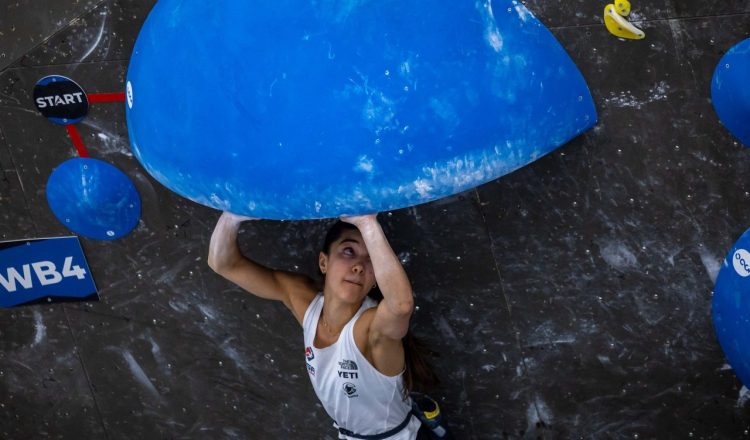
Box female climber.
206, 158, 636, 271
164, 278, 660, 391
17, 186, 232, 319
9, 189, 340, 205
208, 212, 450, 439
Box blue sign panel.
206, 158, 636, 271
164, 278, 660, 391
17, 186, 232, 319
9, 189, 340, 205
0, 237, 98, 308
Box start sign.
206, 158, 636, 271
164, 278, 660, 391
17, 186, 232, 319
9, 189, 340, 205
0, 236, 98, 307
33, 75, 89, 125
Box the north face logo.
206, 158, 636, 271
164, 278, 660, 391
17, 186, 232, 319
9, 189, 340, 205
338, 360, 358, 370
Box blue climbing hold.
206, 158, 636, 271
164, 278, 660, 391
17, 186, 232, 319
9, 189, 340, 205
711, 37, 750, 148
126, 1, 597, 219
46, 158, 141, 240
713, 227, 750, 387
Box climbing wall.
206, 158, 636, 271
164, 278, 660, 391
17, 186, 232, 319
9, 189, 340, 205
1, 1, 750, 438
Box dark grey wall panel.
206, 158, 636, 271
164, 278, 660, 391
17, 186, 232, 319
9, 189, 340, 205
0, 306, 106, 439
384, 199, 534, 438
0, 127, 35, 240
65, 307, 324, 439
526, 0, 750, 30
474, 11, 750, 439
13, 1, 155, 68
0, 0, 102, 71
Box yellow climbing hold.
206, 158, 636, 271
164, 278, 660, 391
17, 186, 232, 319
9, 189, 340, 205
614, 0, 631, 16
604, 3, 645, 40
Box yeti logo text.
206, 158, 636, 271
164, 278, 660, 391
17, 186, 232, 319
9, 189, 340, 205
733, 249, 750, 277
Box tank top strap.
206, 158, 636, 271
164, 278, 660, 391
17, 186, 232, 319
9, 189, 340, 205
341, 297, 377, 341
303, 293, 324, 337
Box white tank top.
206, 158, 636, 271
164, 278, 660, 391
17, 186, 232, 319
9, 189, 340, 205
303, 293, 421, 439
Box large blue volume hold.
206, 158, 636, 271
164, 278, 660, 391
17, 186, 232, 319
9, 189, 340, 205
711, 37, 750, 148
126, 1, 597, 219
713, 227, 750, 387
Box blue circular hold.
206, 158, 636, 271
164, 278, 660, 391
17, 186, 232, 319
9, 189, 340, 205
711, 37, 750, 148
713, 227, 750, 387
126, 1, 596, 219
46, 158, 141, 240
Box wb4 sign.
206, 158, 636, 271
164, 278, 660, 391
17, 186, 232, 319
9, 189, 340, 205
1, 257, 87, 292
0, 237, 97, 307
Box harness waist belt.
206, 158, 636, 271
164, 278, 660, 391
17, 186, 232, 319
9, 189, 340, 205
337, 412, 413, 440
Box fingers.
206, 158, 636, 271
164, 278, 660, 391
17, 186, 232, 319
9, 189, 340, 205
221, 211, 258, 224
340, 213, 378, 227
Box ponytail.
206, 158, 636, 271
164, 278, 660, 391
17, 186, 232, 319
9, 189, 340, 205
364, 287, 439, 399
402, 329, 440, 399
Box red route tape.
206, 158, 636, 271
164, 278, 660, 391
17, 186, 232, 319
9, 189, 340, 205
88, 92, 126, 103
62, 92, 124, 158
65, 124, 89, 158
